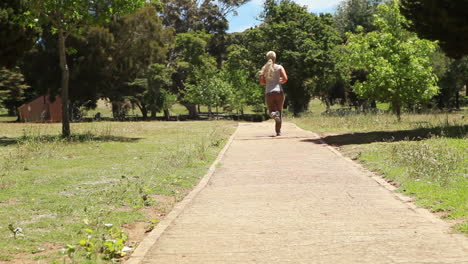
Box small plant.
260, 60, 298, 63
0, 254, 13, 261
68, 219, 130, 262
145, 218, 159, 233
138, 187, 154, 207
8, 223, 24, 239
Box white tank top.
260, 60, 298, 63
264, 64, 283, 94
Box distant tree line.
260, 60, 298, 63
1, 0, 467, 134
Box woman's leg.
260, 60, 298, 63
274, 92, 285, 134
265, 93, 278, 115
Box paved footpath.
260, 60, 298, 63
129, 122, 468, 264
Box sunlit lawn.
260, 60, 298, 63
0, 120, 236, 263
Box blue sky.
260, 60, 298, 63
227, 0, 343, 33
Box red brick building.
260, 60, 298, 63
18, 96, 62, 122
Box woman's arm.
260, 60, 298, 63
280, 66, 288, 84
259, 67, 266, 85
259, 73, 266, 85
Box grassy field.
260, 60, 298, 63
0, 121, 236, 263
292, 99, 468, 234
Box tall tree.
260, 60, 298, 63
161, 0, 250, 115
400, 0, 468, 59
148, 63, 176, 120
334, 0, 381, 37
346, 0, 439, 120
185, 69, 233, 116
223, 44, 264, 114
26, 0, 144, 136
105, 4, 173, 119
170, 31, 215, 118
0, 0, 38, 68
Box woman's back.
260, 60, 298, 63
264, 64, 283, 93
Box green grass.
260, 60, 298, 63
0, 121, 236, 262
292, 100, 468, 234
292, 100, 466, 134
359, 138, 467, 232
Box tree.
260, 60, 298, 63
223, 45, 264, 114
0, 0, 38, 68
334, 0, 381, 37
148, 64, 177, 120
67, 25, 115, 110
105, 4, 173, 119
185, 69, 233, 117
129, 63, 176, 120
170, 31, 215, 118
160, 0, 248, 34
0, 67, 29, 117
346, 0, 439, 120
26, 0, 144, 136
333, 0, 383, 109
400, 0, 468, 59
161, 0, 250, 87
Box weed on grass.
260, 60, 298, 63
0, 121, 235, 263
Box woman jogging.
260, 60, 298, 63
259, 51, 288, 136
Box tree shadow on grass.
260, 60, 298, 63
0, 134, 141, 147
302, 125, 467, 146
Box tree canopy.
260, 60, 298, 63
346, 0, 439, 119
25, 0, 145, 136
0, 0, 37, 68
400, 0, 468, 59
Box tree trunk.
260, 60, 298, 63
325, 99, 331, 113
151, 110, 156, 119
137, 103, 148, 120
163, 109, 170, 121
394, 102, 402, 122
455, 89, 460, 109
112, 101, 123, 120
182, 103, 197, 119
58, 30, 70, 137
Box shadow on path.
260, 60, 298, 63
301, 125, 467, 146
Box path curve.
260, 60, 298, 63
127, 122, 468, 264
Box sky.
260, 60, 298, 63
227, 0, 344, 33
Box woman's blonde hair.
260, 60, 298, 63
262, 51, 276, 81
